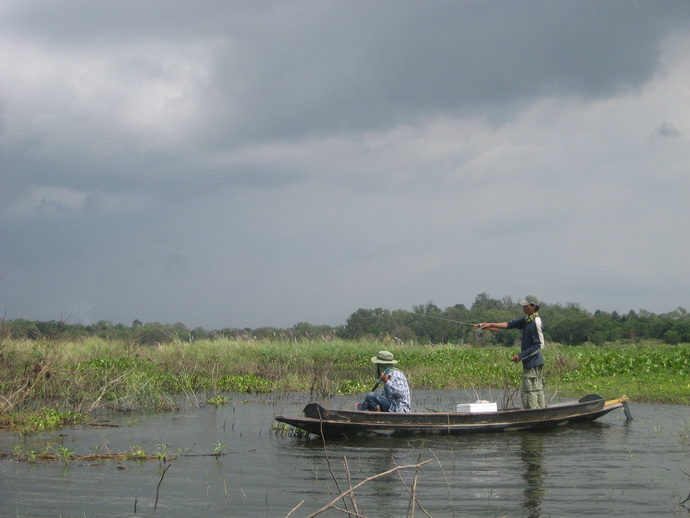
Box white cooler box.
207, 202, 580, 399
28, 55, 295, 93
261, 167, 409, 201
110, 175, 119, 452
456, 401, 498, 413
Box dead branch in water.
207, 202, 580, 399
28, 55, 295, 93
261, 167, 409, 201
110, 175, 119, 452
680, 468, 690, 507
154, 463, 172, 514
305, 459, 432, 518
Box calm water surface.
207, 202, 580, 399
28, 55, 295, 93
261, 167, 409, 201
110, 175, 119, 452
1, 390, 688, 517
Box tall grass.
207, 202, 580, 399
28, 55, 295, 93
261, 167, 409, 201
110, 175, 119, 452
1, 336, 688, 429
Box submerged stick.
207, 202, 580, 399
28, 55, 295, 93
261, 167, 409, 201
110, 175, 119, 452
395, 454, 432, 518
285, 500, 304, 517
318, 420, 352, 515
306, 459, 432, 518
343, 456, 359, 515
153, 463, 172, 514
428, 449, 454, 517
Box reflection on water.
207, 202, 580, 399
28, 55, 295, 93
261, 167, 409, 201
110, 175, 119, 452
0, 391, 688, 517
520, 433, 545, 517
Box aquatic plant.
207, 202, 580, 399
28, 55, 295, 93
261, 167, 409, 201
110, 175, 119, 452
213, 442, 228, 456
49, 445, 75, 462
207, 396, 229, 406
1, 337, 688, 433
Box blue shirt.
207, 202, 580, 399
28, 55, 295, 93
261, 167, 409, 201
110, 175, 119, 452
382, 369, 411, 412
507, 314, 545, 369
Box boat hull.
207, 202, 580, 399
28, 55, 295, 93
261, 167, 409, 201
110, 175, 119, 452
275, 395, 628, 438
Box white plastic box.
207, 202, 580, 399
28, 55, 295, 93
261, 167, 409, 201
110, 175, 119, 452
456, 401, 498, 413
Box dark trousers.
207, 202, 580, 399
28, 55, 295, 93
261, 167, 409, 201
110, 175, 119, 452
359, 391, 392, 411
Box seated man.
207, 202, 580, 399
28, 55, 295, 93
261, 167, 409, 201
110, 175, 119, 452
358, 350, 411, 412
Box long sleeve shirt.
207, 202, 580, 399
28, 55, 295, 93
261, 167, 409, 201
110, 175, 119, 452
507, 314, 545, 369
382, 369, 411, 412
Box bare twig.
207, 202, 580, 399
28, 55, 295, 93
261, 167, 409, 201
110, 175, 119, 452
306, 459, 432, 518
4, 344, 62, 410
406, 469, 418, 518
343, 456, 359, 515
153, 463, 172, 514
327, 505, 367, 517
82, 368, 135, 414
501, 381, 520, 410
285, 500, 305, 517
429, 449, 454, 517
318, 420, 351, 515
680, 468, 690, 505
395, 454, 432, 518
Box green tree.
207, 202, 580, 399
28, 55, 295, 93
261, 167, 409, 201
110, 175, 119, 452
338, 308, 393, 339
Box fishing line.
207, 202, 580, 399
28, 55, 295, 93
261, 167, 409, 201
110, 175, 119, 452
401, 309, 495, 330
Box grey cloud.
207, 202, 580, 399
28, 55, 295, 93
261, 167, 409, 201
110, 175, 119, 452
3, 1, 687, 191
2, 0, 690, 329
652, 121, 682, 138
5, 1, 690, 147
201, 1, 690, 144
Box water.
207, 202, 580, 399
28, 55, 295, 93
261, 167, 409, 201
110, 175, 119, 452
1, 391, 688, 517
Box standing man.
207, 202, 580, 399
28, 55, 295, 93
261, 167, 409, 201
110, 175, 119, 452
481, 295, 546, 409
358, 350, 411, 412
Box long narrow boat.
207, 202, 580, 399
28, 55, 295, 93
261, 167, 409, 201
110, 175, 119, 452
275, 394, 631, 438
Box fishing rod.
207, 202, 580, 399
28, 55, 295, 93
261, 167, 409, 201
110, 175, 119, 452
371, 366, 392, 391
405, 310, 497, 330
358, 367, 391, 409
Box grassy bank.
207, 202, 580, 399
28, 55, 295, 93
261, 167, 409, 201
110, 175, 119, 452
1, 337, 688, 431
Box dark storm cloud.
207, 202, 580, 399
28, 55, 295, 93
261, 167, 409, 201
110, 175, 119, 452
5, 0, 686, 205
2, 0, 690, 328
5, 1, 690, 145
200, 1, 690, 143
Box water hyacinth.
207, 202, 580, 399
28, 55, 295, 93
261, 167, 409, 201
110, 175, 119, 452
1, 337, 688, 432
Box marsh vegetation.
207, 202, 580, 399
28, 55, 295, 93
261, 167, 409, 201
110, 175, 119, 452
1, 334, 688, 433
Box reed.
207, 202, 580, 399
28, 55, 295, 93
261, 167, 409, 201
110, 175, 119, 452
1, 337, 688, 432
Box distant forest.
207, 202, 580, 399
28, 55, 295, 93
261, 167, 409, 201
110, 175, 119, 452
3, 293, 689, 347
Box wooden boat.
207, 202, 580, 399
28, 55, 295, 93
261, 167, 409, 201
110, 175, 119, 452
275, 394, 631, 438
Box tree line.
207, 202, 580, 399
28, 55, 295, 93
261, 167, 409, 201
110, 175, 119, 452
2, 293, 689, 346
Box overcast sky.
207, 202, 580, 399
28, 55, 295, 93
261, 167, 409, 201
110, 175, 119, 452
2, 1, 689, 330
